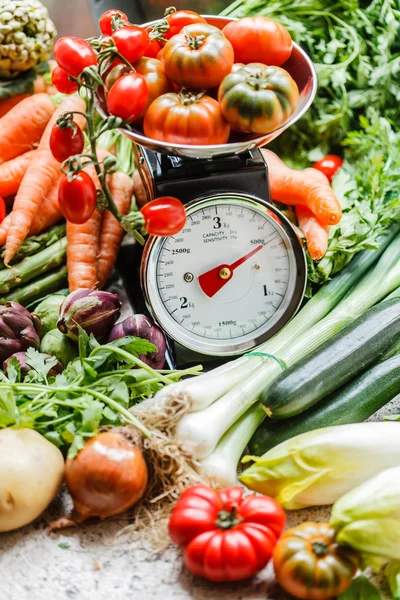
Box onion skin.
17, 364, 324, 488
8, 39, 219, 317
65, 431, 148, 520
108, 314, 166, 369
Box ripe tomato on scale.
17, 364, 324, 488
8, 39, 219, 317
54, 37, 97, 78
106, 72, 149, 123
111, 25, 150, 64
164, 9, 207, 39
98, 9, 129, 35
133, 57, 174, 113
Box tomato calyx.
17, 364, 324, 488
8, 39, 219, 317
215, 504, 243, 530
312, 541, 329, 557
184, 29, 206, 50
178, 88, 206, 106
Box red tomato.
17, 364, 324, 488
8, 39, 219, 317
50, 122, 85, 163
222, 17, 293, 66
161, 23, 234, 89
99, 9, 128, 36
313, 154, 343, 182
0, 196, 5, 224
169, 485, 286, 582
140, 197, 186, 236
58, 172, 97, 224
106, 72, 148, 123
164, 9, 207, 40
143, 92, 230, 145
54, 37, 97, 78
51, 66, 78, 94
144, 38, 163, 58
111, 26, 150, 64
133, 57, 173, 114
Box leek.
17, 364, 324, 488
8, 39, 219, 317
241, 423, 400, 509
331, 465, 400, 564
155, 229, 398, 414
385, 561, 400, 599
178, 233, 400, 460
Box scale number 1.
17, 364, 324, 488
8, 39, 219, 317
263, 285, 274, 296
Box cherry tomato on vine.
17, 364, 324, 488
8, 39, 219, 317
50, 122, 85, 163
54, 37, 97, 78
99, 9, 128, 36
144, 38, 163, 58
164, 10, 207, 40
58, 172, 97, 224
222, 17, 293, 66
141, 197, 186, 236
107, 72, 148, 123
51, 66, 78, 94
0, 197, 5, 224
133, 57, 173, 113
111, 25, 150, 64
313, 154, 343, 182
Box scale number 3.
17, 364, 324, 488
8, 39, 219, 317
213, 216, 221, 229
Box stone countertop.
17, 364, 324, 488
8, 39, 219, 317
1, 400, 398, 600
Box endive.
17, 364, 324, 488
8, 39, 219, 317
240, 422, 400, 509
331, 466, 400, 565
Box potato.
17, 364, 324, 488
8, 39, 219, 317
0, 429, 64, 532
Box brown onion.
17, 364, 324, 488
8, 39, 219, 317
65, 431, 148, 520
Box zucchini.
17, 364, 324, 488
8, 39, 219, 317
250, 353, 400, 456
262, 298, 400, 418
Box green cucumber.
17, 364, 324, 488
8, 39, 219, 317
250, 353, 400, 456
262, 298, 400, 419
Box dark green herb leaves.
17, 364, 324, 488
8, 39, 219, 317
338, 576, 382, 600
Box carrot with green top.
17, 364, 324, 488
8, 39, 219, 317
4, 95, 87, 264
262, 149, 342, 225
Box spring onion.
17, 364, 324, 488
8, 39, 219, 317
177, 233, 400, 461
241, 422, 400, 509
385, 561, 400, 599
331, 465, 400, 565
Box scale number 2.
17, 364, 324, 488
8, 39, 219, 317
180, 297, 188, 308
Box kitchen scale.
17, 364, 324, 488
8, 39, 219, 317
97, 16, 317, 367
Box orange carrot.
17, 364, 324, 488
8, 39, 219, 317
262, 149, 342, 226
97, 172, 133, 287
4, 95, 87, 264
0, 93, 55, 163
0, 94, 31, 118
66, 161, 105, 292
296, 205, 329, 261
0, 214, 10, 246
29, 181, 63, 235
0, 150, 36, 197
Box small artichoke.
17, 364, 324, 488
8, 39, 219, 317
57, 289, 122, 342
3, 351, 63, 377
0, 0, 57, 79
0, 301, 41, 361
108, 314, 166, 369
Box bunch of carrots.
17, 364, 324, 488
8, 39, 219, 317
0, 92, 133, 292
262, 149, 342, 261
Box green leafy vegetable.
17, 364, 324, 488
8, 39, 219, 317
385, 561, 400, 600
338, 576, 382, 600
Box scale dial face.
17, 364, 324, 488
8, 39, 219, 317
141, 194, 307, 356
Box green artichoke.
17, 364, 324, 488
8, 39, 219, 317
0, 0, 56, 79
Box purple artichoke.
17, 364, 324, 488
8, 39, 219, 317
108, 314, 166, 370
57, 289, 121, 342
3, 351, 63, 378
0, 302, 41, 362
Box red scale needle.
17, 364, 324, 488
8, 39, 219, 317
198, 245, 264, 298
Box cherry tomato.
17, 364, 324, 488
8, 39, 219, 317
58, 172, 97, 224
223, 17, 293, 66
106, 72, 148, 123
50, 122, 85, 163
144, 92, 230, 145
313, 154, 343, 182
169, 485, 286, 582
273, 523, 360, 600
111, 25, 150, 64
133, 57, 173, 114
0, 196, 5, 224
161, 23, 234, 89
54, 37, 97, 78
99, 9, 128, 36
51, 66, 78, 94
144, 38, 163, 58
140, 197, 186, 236
164, 9, 207, 40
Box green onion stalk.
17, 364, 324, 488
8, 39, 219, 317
177, 231, 400, 483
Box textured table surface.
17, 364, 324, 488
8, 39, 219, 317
1, 399, 398, 600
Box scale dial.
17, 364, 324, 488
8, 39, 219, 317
141, 193, 307, 356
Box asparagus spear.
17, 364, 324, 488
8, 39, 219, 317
0, 266, 68, 306
0, 237, 67, 294
0, 223, 66, 269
